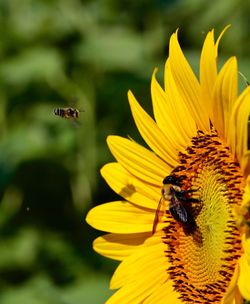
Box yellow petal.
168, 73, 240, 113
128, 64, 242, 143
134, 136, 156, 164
144, 280, 182, 304
86, 201, 158, 233
107, 136, 171, 186
229, 86, 250, 176
242, 175, 250, 210
168, 30, 209, 131
106, 270, 166, 304
238, 253, 250, 300
242, 153, 250, 181
164, 59, 197, 141
212, 57, 238, 142
214, 25, 231, 56
93, 232, 149, 261
231, 287, 243, 304
152, 68, 196, 147
128, 90, 179, 166
200, 29, 217, 118
110, 234, 166, 289
222, 264, 240, 304
199, 26, 230, 114
107, 236, 167, 303
243, 237, 250, 265
101, 162, 160, 209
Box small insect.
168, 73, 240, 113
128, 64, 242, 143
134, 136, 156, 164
152, 175, 198, 234
54, 107, 81, 119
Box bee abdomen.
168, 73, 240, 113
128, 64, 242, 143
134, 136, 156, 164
54, 108, 64, 117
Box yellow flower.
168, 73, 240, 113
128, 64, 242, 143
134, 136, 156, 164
86, 28, 250, 304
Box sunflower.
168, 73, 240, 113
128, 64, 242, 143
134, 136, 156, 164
86, 28, 250, 304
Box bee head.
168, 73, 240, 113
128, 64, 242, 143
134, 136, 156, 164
163, 175, 180, 186
163, 174, 187, 186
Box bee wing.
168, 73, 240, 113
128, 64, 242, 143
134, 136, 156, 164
169, 198, 188, 223
152, 197, 164, 234
69, 96, 85, 112
70, 118, 81, 128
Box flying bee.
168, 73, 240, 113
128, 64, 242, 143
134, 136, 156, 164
152, 175, 198, 234
54, 107, 81, 119
54, 96, 84, 121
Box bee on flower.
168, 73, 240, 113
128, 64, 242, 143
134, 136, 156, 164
86, 27, 250, 304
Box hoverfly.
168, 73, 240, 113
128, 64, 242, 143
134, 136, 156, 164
53, 107, 81, 119
54, 95, 84, 122
152, 175, 198, 234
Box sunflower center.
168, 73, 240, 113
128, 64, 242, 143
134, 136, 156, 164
163, 129, 244, 303
180, 167, 231, 286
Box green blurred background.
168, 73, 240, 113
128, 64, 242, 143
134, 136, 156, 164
0, 0, 249, 303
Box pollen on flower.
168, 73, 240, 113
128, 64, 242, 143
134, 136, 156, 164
163, 128, 244, 303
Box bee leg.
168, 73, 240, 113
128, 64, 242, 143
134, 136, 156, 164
185, 197, 200, 204
174, 191, 199, 203
186, 188, 200, 193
